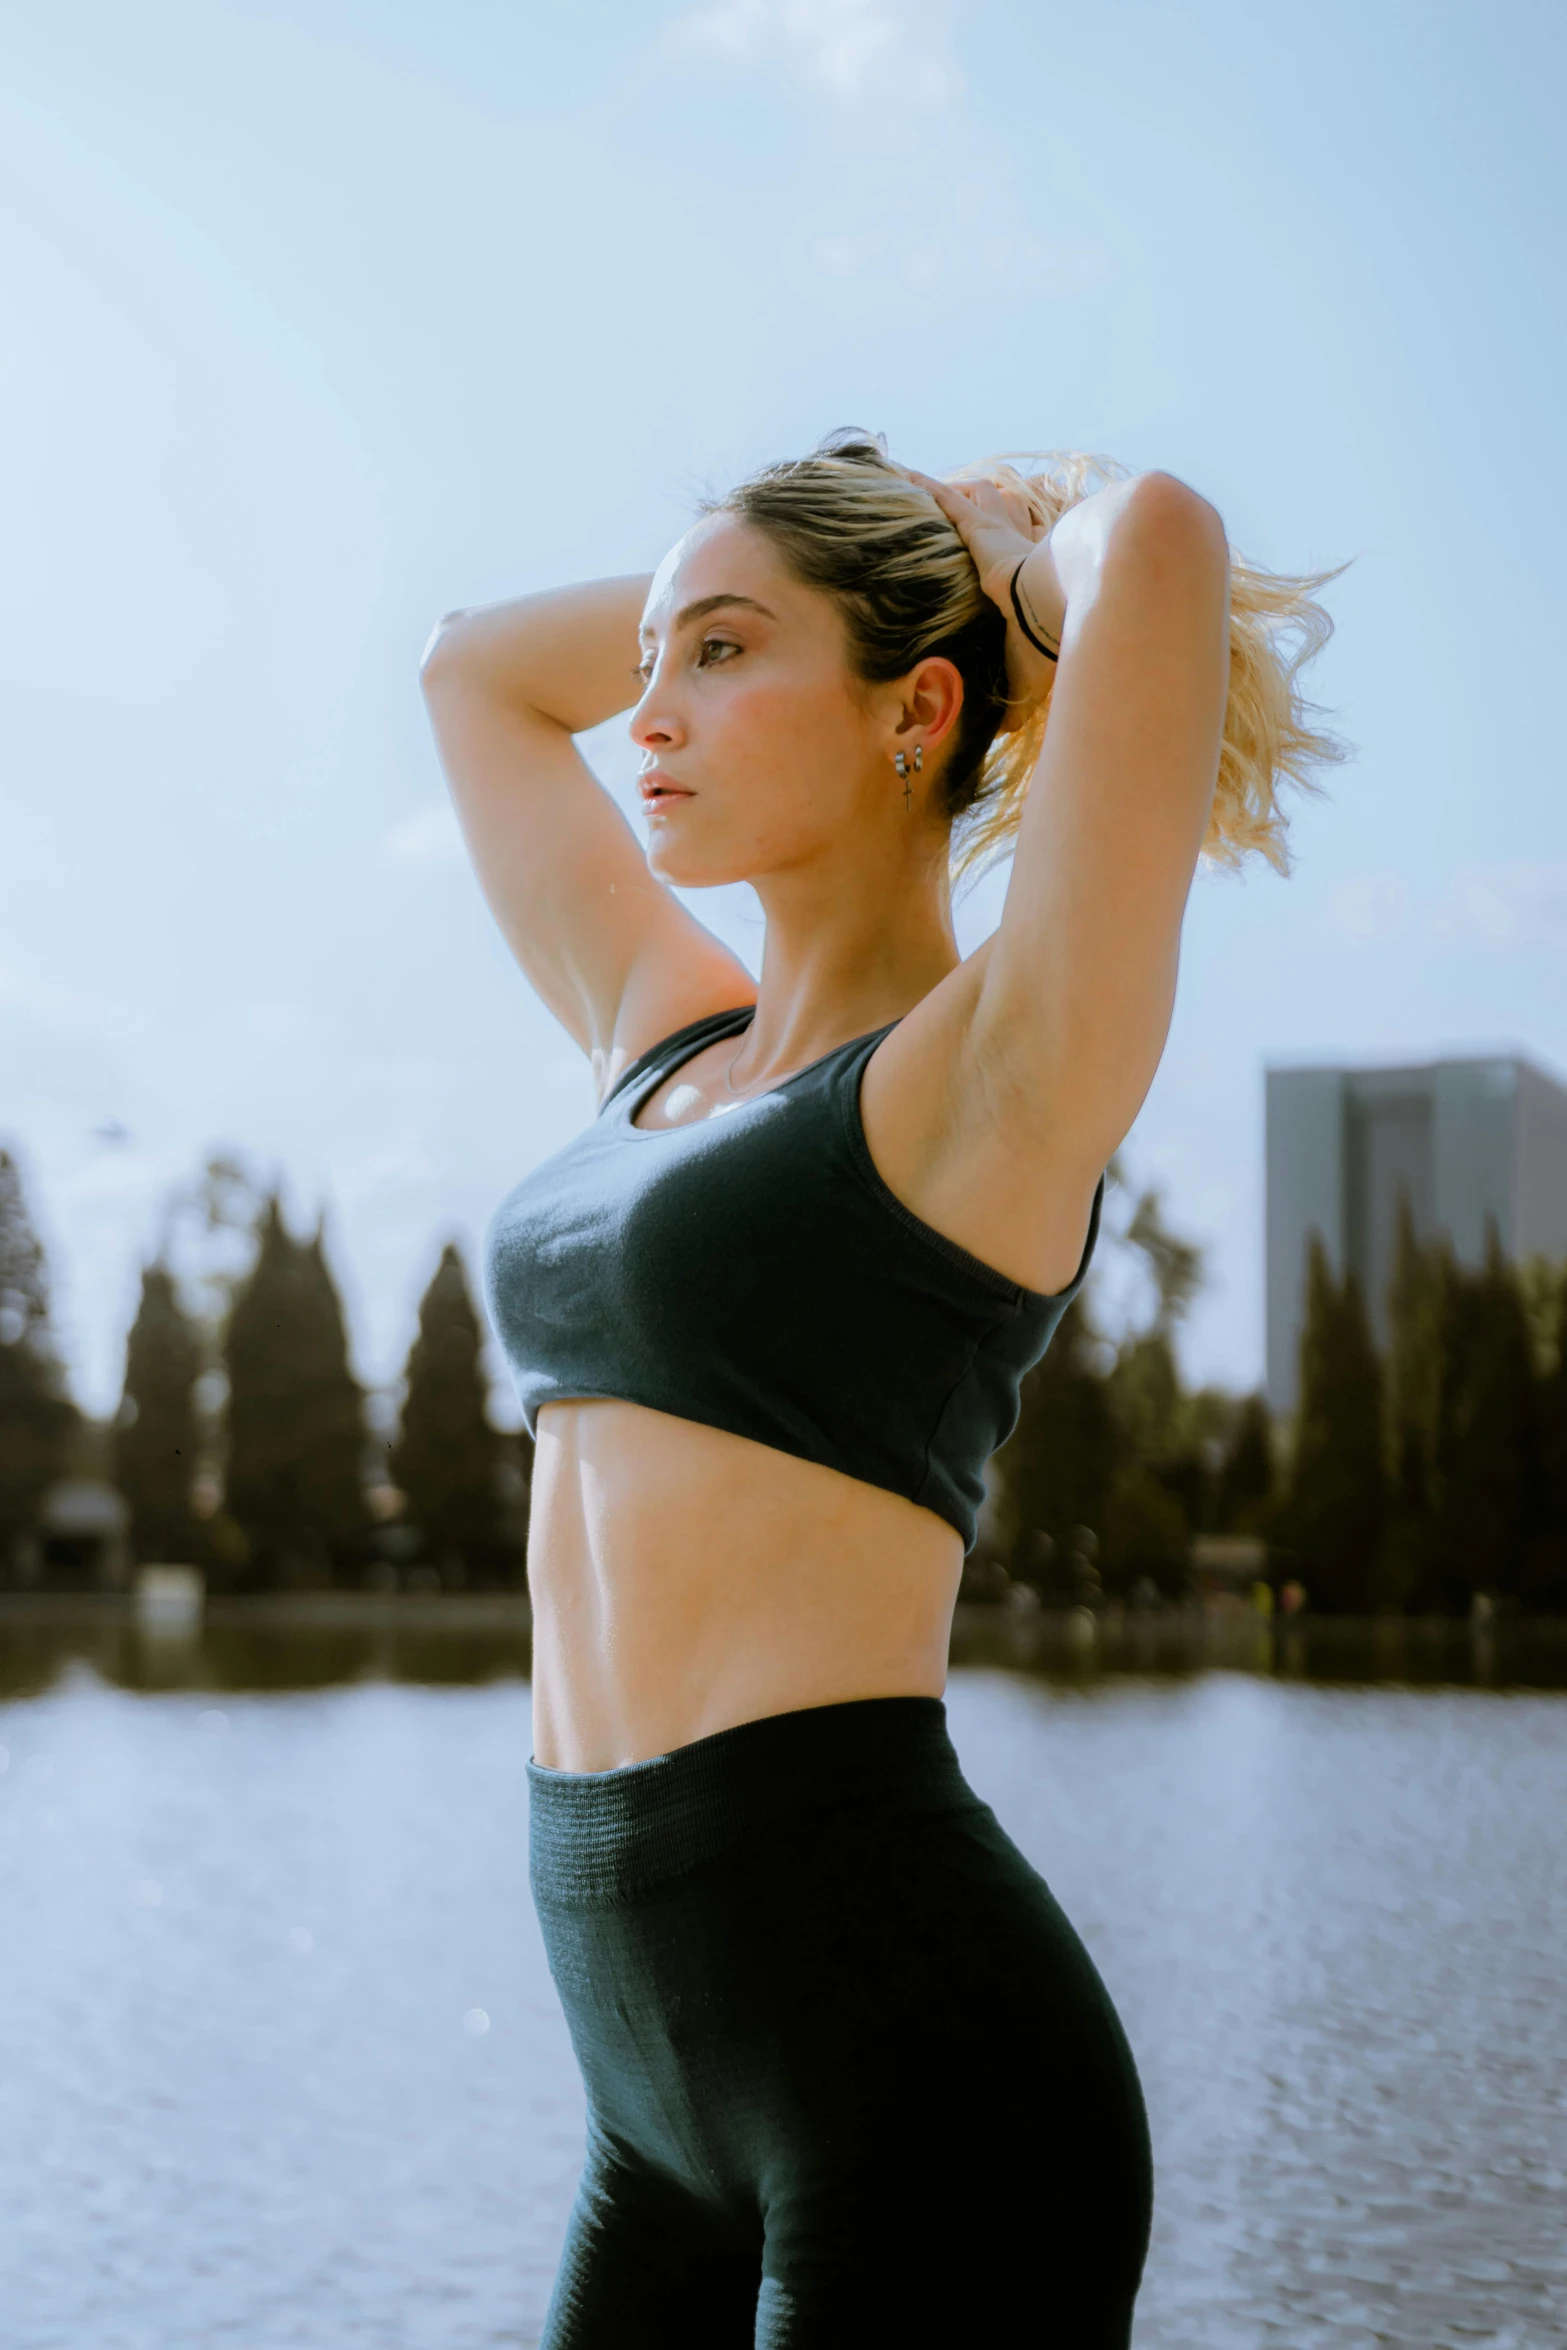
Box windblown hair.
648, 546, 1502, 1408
709, 431, 1343, 882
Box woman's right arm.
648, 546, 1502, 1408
419, 577, 753, 1093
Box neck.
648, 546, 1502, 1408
735, 831, 961, 1081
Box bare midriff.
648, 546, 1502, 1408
527, 1396, 965, 1773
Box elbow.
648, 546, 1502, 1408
1121, 470, 1229, 581
418, 608, 473, 693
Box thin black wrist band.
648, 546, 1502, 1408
1009, 558, 1060, 661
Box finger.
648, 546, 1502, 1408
898, 465, 957, 507
916, 481, 977, 532
956, 477, 1013, 524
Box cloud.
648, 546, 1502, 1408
813, 229, 891, 276
664, 2, 1116, 304
811, 218, 1116, 297
381, 803, 466, 867
1443, 862, 1567, 947
1327, 871, 1414, 940
1327, 862, 1567, 948
667, 0, 961, 108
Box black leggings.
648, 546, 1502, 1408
528, 1696, 1152, 2348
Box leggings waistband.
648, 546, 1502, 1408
527, 1695, 976, 1906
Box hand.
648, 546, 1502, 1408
903, 467, 1064, 704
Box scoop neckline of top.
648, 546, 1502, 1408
601, 998, 1104, 1307
614, 1003, 899, 1136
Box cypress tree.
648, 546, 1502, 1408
1123, 1185, 1205, 1329
1101, 1327, 1198, 1592
391, 1243, 513, 1586
982, 1181, 1212, 1601
294, 1224, 370, 1574
1385, 1192, 1441, 1489
1379, 1193, 1444, 1609
989, 1293, 1122, 1597
1522, 1266, 1567, 1611
1107, 1326, 1185, 1465
1094, 1187, 1210, 1592
1430, 1230, 1538, 1608
224, 1198, 368, 1589
1281, 1232, 1385, 1611
1214, 1392, 1275, 1537
115, 1264, 201, 1565
0, 1148, 77, 1582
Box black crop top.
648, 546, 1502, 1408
484, 1005, 1102, 1552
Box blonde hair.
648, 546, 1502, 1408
713, 433, 1343, 884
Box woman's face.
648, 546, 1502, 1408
630, 513, 893, 889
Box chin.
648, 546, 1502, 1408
648, 853, 750, 891
645, 833, 754, 891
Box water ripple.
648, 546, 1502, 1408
0, 1660, 1563, 2346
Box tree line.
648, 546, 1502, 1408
0, 1149, 528, 1593
982, 1191, 1567, 1616
4, 1141, 1566, 1610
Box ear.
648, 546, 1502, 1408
891, 655, 965, 754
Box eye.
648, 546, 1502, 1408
695, 635, 740, 669
634, 658, 653, 683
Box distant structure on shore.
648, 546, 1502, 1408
1266, 1053, 1567, 1412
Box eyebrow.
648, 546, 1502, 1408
639, 592, 778, 642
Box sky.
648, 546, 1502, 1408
3, 0, 1565, 1418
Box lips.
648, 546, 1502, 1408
638, 770, 694, 810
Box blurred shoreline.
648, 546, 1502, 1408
3, 1593, 1566, 1695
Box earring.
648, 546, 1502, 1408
893, 750, 911, 810
913, 745, 924, 772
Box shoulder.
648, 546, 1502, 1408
857, 952, 1104, 1298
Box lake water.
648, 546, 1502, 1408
2, 1615, 1565, 2348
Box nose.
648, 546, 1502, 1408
629, 656, 685, 757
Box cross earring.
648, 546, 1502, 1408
893, 744, 924, 811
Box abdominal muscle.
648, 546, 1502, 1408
527, 1396, 965, 1773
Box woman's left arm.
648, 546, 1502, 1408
923, 468, 1231, 1186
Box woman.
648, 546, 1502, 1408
421, 434, 1336, 2346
